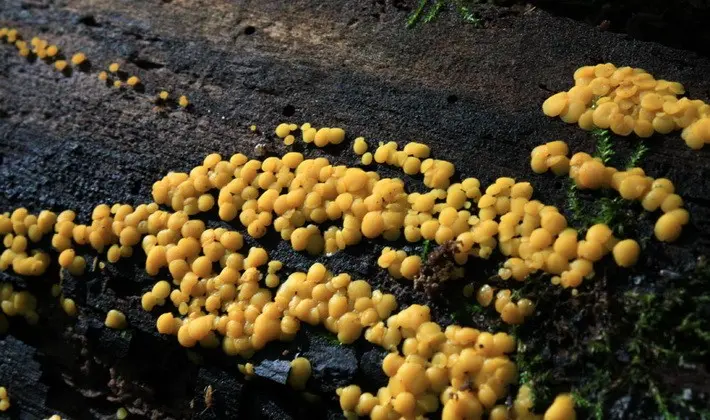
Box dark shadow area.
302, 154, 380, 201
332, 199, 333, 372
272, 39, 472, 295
77, 14, 101, 27
529, 0, 710, 56
282, 104, 295, 117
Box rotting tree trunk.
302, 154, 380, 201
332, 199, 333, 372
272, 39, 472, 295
1, 1, 710, 419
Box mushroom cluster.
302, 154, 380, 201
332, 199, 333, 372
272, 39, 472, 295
543, 63, 710, 149
533, 140, 689, 243
340, 304, 521, 419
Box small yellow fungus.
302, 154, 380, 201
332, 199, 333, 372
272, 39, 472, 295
108, 62, 120, 73
33, 43, 48, 57
576, 160, 607, 189
61, 298, 77, 316
249, 124, 257, 131
329, 128, 346, 144
544, 394, 576, 420
287, 357, 311, 390
152, 280, 171, 300
303, 127, 316, 143
98, 71, 108, 81
107, 245, 121, 263
71, 52, 86, 65
586, 223, 612, 244
275, 123, 292, 138
0, 386, 9, 412
127, 76, 140, 87
141, 292, 158, 311
67, 256, 86, 276
58, 249, 76, 268
337, 385, 361, 411
113, 80, 123, 89
542, 92, 568, 117
612, 239, 640, 267
156, 312, 176, 334
6, 29, 19, 43
116, 407, 128, 420
54, 60, 68, 71
353, 137, 368, 155
159, 90, 169, 100
361, 211, 384, 238
178, 95, 189, 108
46, 45, 59, 57
238, 362, 255, 377
476, 284, 494, 306
314, 128, 330, 147
105, 309, 127, 329
399, 255, 421, 280
654, 213, 683, 242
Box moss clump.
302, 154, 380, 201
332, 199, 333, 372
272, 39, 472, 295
625, 141, 650, 169
592, 128, 614, 164
565, 128, 652, 237
419, 239, 431, 259
519, 257, 710, 419
407, 0, 482, 28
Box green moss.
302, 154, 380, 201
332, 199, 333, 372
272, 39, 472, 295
649, 380, 678, 420
592, 128, 615, 164
594, 196, 623, 225
515, 339, 551, 409
514, 256, 710, 418
454, 2, 482, 25
420, 239, 431, 260
566, 128, 651, 236
566, 178, 585, 224
613, 260, 710, 417
567, 324, 618, 419
186, 349, 205, 365
316, 330, 341, 346
671, 394, 710, 419
407, 0, 482, 28
626, 142, 650, 169
467, 302, 483, 314
424, 0, 446, 23
572, 378, 606, 420
407, 0, 431, 27
452, 301, 484, 324
585, 330, 611, 355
